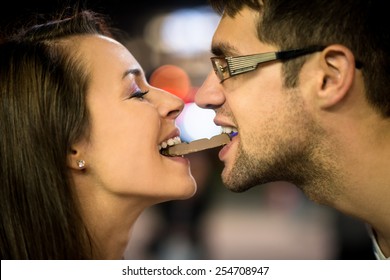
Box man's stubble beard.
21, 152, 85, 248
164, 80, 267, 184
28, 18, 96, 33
221, 99, 343, 205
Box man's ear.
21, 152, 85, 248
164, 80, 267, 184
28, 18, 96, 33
316, 44, 356, 109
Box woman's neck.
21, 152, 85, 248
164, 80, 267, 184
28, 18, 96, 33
81, 194, 153, 259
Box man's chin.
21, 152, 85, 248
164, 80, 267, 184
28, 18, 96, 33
222, 173, 256, 193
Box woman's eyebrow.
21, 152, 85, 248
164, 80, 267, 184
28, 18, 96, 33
122, 68, 142, 80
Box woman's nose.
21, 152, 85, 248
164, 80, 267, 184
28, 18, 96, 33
155, 88, 184, 119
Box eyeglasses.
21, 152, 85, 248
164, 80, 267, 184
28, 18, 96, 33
211, 45, 328, 83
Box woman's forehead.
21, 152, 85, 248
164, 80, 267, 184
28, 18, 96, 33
77, 35, 140, 76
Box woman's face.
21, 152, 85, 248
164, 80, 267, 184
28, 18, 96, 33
72, 35, 196, 203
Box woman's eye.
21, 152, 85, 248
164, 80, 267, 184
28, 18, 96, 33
129, 89, 149, 100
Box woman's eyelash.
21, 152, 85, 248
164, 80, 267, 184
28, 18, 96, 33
129, 90, 149, 99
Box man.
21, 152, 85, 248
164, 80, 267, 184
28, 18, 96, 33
195, 0, 390, 259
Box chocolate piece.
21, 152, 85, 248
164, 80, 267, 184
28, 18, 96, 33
161, 133, 231, 156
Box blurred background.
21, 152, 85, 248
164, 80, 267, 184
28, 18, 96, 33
1, 0, 375, 260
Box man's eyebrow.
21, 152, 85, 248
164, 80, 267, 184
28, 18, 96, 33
211, 42, 239, 57
122, 68, 142, 80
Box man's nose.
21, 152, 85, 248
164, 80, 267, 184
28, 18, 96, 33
195, 71, 225, 109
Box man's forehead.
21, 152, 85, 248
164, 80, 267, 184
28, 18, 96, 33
211, 9, 261, 57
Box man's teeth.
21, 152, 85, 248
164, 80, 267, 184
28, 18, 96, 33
221, 126, 238, 134
158, 136, 182, 151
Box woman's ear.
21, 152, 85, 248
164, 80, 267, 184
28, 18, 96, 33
68, 145, 86, 171
316, 44, 356, 109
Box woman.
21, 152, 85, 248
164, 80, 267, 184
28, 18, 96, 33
0, 9, 196, 259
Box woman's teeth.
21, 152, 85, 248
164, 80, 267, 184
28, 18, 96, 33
158, 136, 182, 151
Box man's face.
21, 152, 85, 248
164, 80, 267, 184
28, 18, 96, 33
195, 7, 331, 194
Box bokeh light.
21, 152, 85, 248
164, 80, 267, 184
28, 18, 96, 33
176, 102, 220, 142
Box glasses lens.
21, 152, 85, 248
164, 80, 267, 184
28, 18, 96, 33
211, 58, 230, 81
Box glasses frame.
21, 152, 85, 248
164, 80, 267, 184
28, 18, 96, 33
210, 45, 328, 83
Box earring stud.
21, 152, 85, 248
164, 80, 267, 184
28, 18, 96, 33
76, 160, 85, 169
